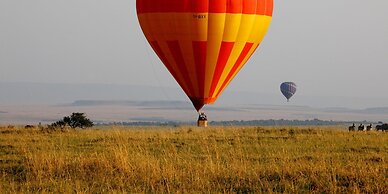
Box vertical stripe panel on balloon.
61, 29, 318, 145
255, 0, 266, 15
209, 0, 227, 13
204, 13, 226, 99
288, 84, 291, 96
212, 42, 246, 98
248, 15, 272, 43
209, 11, 242, 98
222, 15, 242, 42
212, 13, 255, 97
167, 41, 196, 97
264, 0, 274, 16
289, 84, 292, 99
179, 39, 199, 97
192, 41, 207, 100
215, 42, 254, 98
215, 42, 259, 99
190, 0, 209, 13
255, 0, 274, 16
209, 42, 235, 97
227, 0, 243, 13
242, 0, 257, 14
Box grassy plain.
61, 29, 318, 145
0, 125, 386, 193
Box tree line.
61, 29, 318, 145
97, 119, 347, 127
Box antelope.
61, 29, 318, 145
366, 124, 372, 131
348, 123, 355, 131
358, 124, 365, 131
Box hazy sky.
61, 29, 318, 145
1, 1, 387, 107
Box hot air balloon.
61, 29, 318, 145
280, 82, 297, 102
136, 0, 273, 115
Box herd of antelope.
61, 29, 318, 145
348, 123, 388, 132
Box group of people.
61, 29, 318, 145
198, 112, 207, 121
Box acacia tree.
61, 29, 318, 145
50, 112, 93, 129
67, 112, 93, 129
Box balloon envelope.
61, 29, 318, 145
280, 82, 297, 101
137, 0, 273, 111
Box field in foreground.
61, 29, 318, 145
0, 126, 386, 193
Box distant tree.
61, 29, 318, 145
67, 113, 94, 129
49, 112, 93, 129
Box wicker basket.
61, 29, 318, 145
197, 120, 208, 127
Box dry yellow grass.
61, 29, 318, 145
0, 125, 386, 193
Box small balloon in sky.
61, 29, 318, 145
280, 82, 297, 102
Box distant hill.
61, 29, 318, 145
360, 107, 388, 114
0, 82, 185, 105
0, 82, 284, 106
2, 82, 388, 109
69, 100, 248, 112
70, 100, 192, 108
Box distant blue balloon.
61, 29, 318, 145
280, 82, 297, 101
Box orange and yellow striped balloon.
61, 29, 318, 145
137, 0, 273, 111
